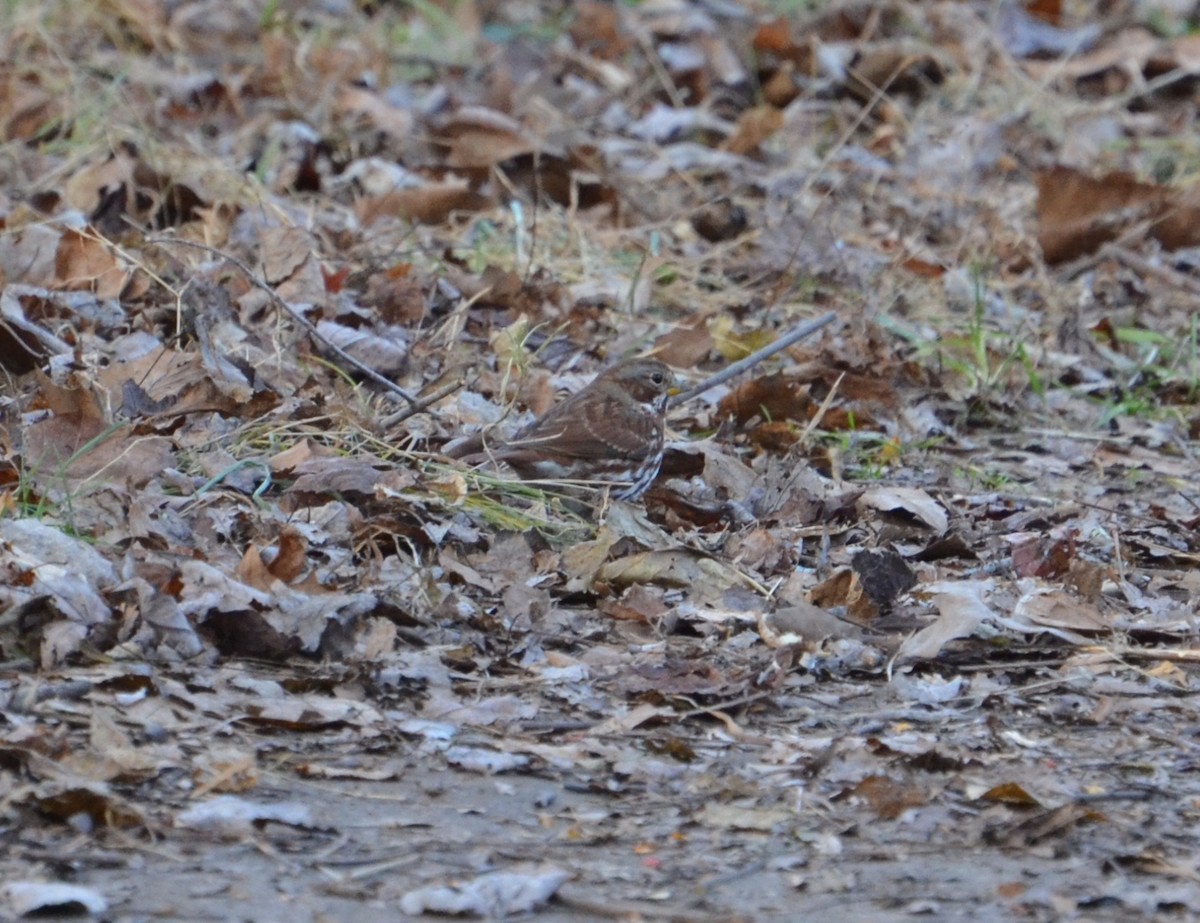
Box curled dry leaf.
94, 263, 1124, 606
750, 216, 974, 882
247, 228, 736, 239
435, 105, 538, 169
336, 85, 414, 139
596, 550, 758, 607
0, 519, 116, 628
314, 319, 408, 375
757, 603, 866, 648
858, 487, 948, 535
896, 580, 994, 663
1008, 586, 1112, 637
808, 565, 902, 623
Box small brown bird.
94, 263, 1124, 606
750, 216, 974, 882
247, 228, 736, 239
448, 358, 674, 500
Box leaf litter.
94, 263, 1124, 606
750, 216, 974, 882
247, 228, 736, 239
3, 0, 1200, 920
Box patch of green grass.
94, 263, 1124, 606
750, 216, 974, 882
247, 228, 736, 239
737, 0, 825, 20
6, 420, 133, 533
1093, 316, 1200, 424
943, 280, 1044, 403
955, 464, 1014, 492
890, 268, 1046, 421
818, 427, 941, 481
383, 0, 479, 67
449, 472, 595, 543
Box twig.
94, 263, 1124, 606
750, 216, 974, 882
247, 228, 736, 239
149, 236, 422, 407
800, 369, 845, 445
670, 310, 838, 406
1079, 645, 1200, 664
1102, 243, 1200, 298
378, 378, 465, 427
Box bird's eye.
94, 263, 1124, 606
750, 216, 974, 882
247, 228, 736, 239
651, 372, 664, 384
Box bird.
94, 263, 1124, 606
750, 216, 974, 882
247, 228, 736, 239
447, 357, 674, 500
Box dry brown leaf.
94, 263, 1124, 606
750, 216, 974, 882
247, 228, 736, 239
1010, 587, 1111, 635
1036, 165, 1200, 264
253, 228, 324, 305
31, 369, 105, 421
841, 775, 927, 820
722, 105, 784, 156
63, 144, 140, 214
716, 373, 814, 425
980, 781, 1042, 807
999, 804, 1105, 849
31, 785, 145, 829
651, 316, 713, 367
570, 1, 631, 60
697, 803, 794, 832
596, 550, 756, 606
1021, 27, 1155, 85
192, 748, 259, 796
808, 568, 857, 611
268, 438, 324, 474
268, 526, 308, 583
99, 0, 169, 50
167, 0, 262, 56
436, 106, 537, 169
357, 184, 492, 226
758, 603, 865, 648
0, 71, 59, 141
53, 230, 131, 299
588, 703, 673, 736
858, 487, 948, 535
596, 584, 671, 624
1092, 442, 1194, 478
337, 85, 414, 139
76, 708, 181, 782
285, 456, 398, 507
241, 695, 382, 731
235, 545, 276, 592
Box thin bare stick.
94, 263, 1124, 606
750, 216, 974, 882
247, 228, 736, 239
801, 369, 845, 444
379, 378, 464, 427
1102, 243, 1200, 298
670, 310, 837, 406
150, 236, 422, 407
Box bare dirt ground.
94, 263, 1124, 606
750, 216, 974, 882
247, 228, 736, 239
4, 1, 1200, 920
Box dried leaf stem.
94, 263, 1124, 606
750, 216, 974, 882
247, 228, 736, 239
151, 236, 422, 407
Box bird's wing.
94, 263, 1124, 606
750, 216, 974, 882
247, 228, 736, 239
503, 390, 657, 461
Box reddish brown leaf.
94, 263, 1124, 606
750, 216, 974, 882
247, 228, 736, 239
1036, 165, 1200, 263
358, 185, 492, 226
53, 229, 130, 298
841, 775, 927, 820
716, 373, 814, 426
570, 1, 630, 59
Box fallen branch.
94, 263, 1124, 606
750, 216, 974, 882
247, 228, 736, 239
670, 310, 838, 406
